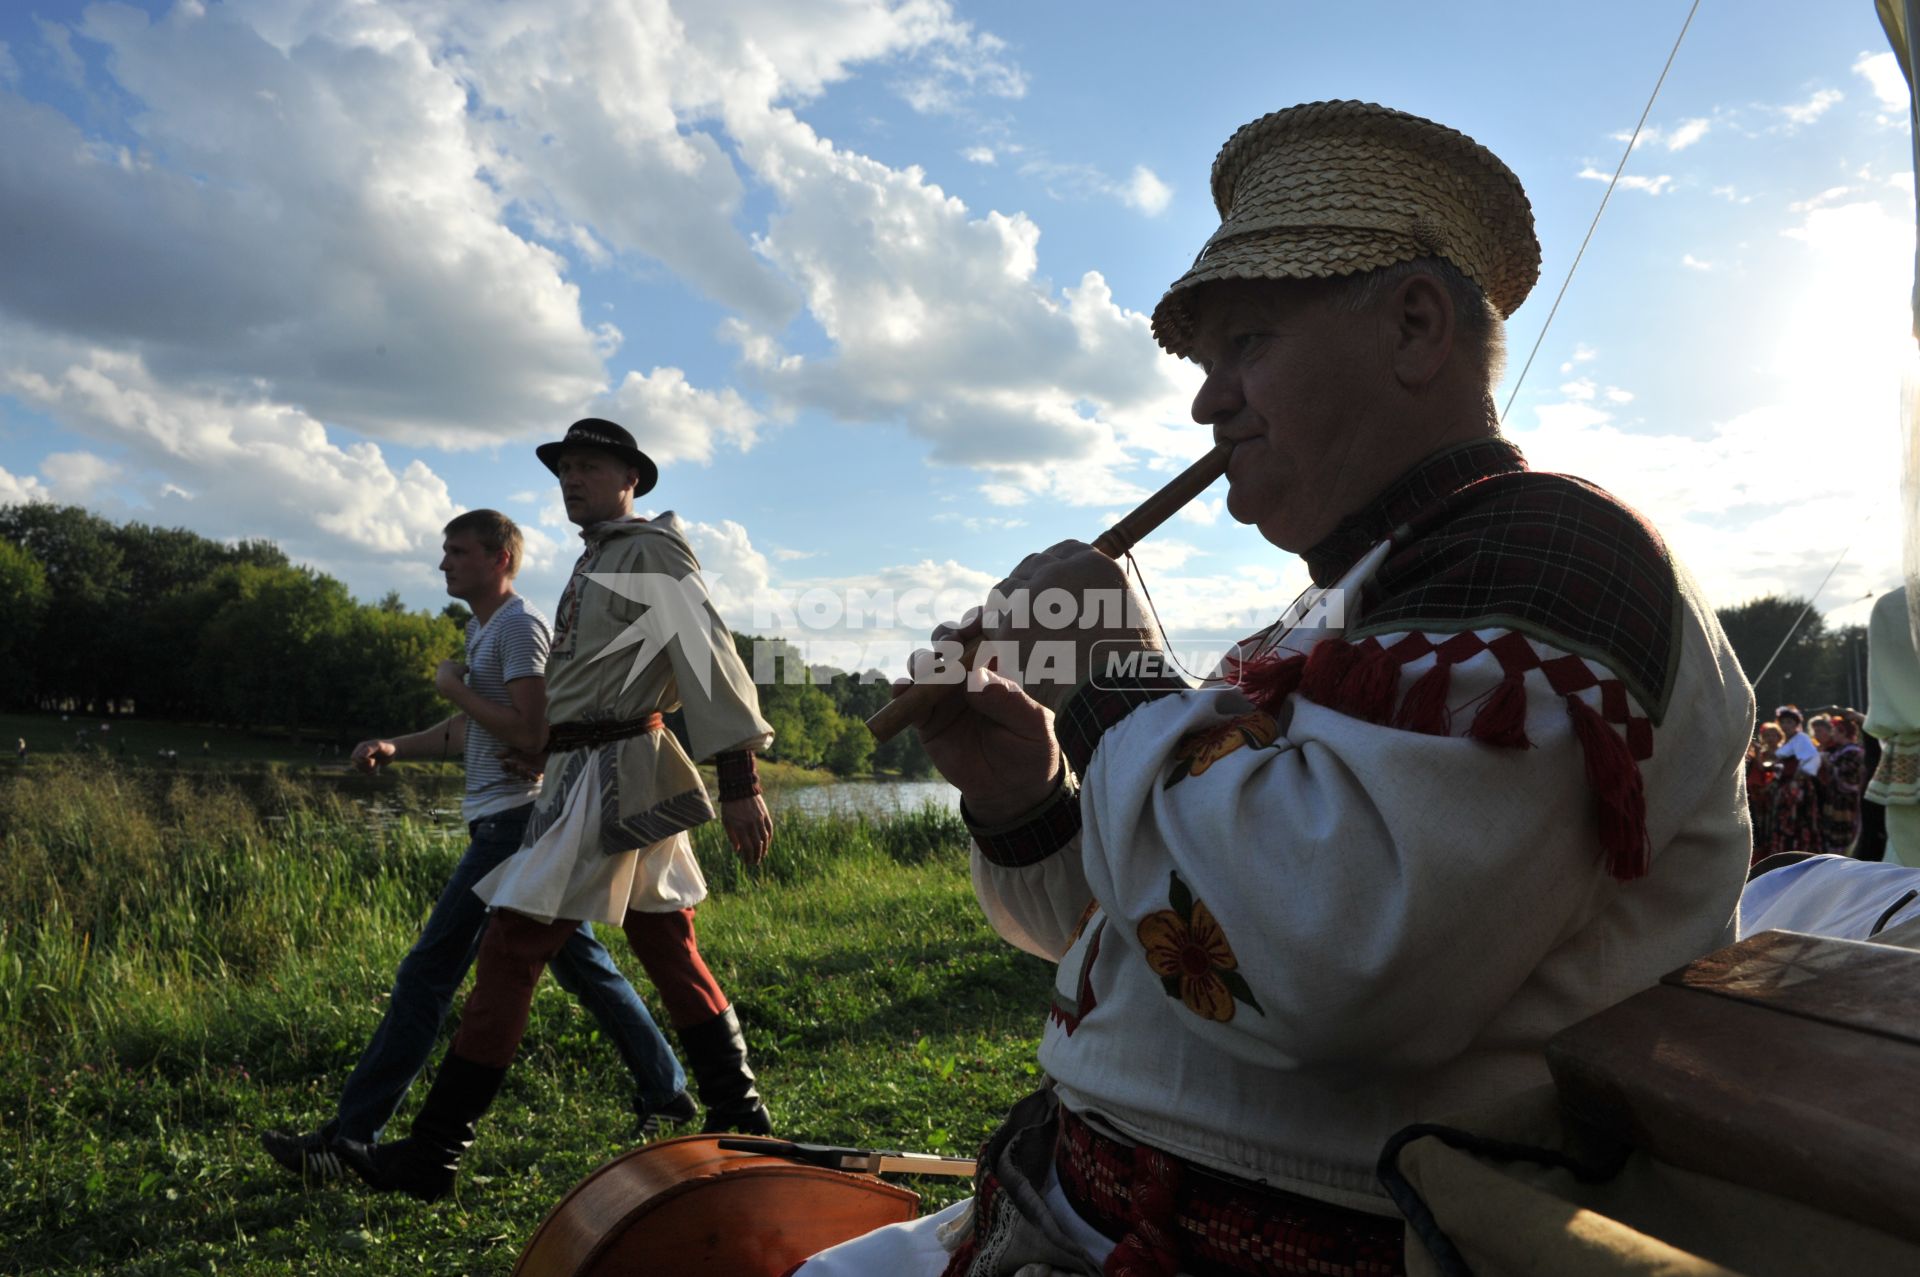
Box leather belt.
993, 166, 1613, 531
545, 713, 665, 752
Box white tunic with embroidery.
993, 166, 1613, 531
475, 513, 773, 925
974, 448, 1756, 1216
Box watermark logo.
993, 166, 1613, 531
584, 571, 723, 696
579, 568, 1344, 691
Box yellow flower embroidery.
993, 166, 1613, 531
1165, 711, 1279, 788
1137, 872, 1264, 1021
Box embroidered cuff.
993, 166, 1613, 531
964, 768, 1081, 868
1056, 673, 1188, 779
714, 750, 761, 801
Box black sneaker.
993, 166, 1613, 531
261, 1129, 346, 1182
636, 1089, 699, 1139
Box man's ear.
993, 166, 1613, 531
1387, 273, 1455, 390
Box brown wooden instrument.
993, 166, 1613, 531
512, 1134, 971, 1277
1547, 930, 1920, 1246
866, 442, 1233, 743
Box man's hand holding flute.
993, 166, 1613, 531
897, 539, 1168, 824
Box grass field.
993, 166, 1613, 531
0, 761, 1049, 1275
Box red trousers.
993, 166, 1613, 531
454, 907, 728, 1068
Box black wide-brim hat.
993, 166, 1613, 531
535, 418, 659, 497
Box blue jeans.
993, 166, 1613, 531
324, 803, 685, 1142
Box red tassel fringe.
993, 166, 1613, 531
1300, 639, 1360, 707
1469, 669, 1532, 748
1233, 651, 1306, 715
1340, 642, 1400, 724
1392, 661, 1453, 735
1566, 694, 1651, 881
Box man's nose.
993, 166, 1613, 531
1190, 366, 1244, 432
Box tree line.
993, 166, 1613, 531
0, 504, 932, 777
4, 503, 1865, 769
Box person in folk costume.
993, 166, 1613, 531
259, 510, 685, 1185
1866, 583, 1920, 867
1766, 705, 1824, 856
1816, 713, 1867, 854
341, 419, 777, 1202
1747, 721, 1782, 863
795, 101, 1752, 1277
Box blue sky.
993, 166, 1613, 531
1, 0, 1914, 675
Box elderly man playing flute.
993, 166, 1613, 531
799, 101, 1754, 1277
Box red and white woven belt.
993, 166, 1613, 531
1053, 1106, 1406, 1277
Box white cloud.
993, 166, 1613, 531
1123, 165, 1172, 216
1511, 194, 1912, 613
39, 450, 120, 502
1681, 254, 1714, 271
3, 340, 457, 561
1577, 167, 1672, 195
1178, 496, 1224, 526
932, 512, 1029, 532
726, 105, 1199, 486
600, 367, 764, 467
1557, 344, 1599, 375
0, 464, 51, 505
1665, 117, 1711, 150
1780, 87, 1843, 125
1790, 185, 1854, 212
1855, 50, 1909, 112
2, 6, 609, 446
1616, 117, 1711, 152
892, 25, 1026, 113
771, 546, 819, 561
682, 517, 777, 622
962, 146, 996, 164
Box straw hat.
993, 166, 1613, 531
1151, 101, 1540, 358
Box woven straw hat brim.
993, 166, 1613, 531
1152, 101, 1539, 359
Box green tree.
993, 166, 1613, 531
0, 505, 123, 710
193, 564, 356, 735
824, 669, 934, 776
0, 539, 50, 707
328, 605, 465, 737
1716, 595, 1839, 716
822, 714, 876, 776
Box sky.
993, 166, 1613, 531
1, 0, 1916, 678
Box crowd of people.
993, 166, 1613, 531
1746, 704, 1874, 861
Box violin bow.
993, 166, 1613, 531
718, 1136, 977, 1179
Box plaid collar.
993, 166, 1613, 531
1304, 437, 1528, 587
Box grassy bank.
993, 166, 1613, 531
0, 762, 1047, 1275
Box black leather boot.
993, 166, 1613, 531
337, 1053, 507, 1202
678, 1006, 772, 1135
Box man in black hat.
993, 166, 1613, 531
259, 507, 689, 1185
342, 419, 778, 1202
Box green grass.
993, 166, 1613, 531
0, 762, 1049, 1274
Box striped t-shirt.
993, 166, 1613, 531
461, 595, 551, 821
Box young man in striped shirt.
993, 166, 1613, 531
261, 509, 690, 1183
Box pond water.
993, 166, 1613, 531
768, 778, 959, 817
330, 776, 958, 830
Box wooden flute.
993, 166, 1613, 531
865, 442, 1233, 743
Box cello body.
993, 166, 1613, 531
513, 1134, 922, 1276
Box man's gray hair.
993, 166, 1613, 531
1324, 256, 1507, 388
